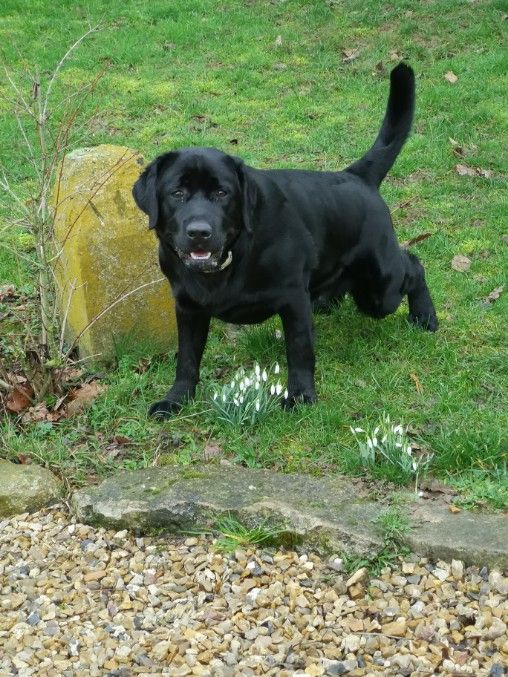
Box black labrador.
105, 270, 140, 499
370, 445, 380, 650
133, 63, 438, 419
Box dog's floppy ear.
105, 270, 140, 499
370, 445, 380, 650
234, 158, 257, 234
132, 161, 159, 229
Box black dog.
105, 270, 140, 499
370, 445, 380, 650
133, 63, 437, 419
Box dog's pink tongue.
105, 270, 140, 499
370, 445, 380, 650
190, 251, 211, 260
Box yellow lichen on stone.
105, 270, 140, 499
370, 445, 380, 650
53, 144, 176, 361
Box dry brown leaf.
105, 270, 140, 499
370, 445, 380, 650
112, 435, 132, 446
103, 435, 133, 460
6, 384, 34, 414
456, 164, 493, 178
389, 50, 402, 61
66, 381, 106, 417
455, 163, 476, 177
135, 358, 151, 374
204, 441, 222, 461
483, 286, 504, 304
444, 70, 458, 84
451, 255, 471, 272
21, 402, 63, 424
410, 373, 423, 394
420, 479, 457, 496
449, 504, 462, 514
476, 167, 493, 178
341, 48, 360, 63
0, 285, 17, 302
59, 366, 84, 383
448, 137, 465, 157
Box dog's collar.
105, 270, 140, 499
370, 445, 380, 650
203, 250, 233, 273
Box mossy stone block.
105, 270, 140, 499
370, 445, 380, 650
0, 459, 63, 517
53, 144, 175, 361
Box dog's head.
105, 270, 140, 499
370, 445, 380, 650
132, 147, 256, 272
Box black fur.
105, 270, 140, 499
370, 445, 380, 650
132, 63, 438, 418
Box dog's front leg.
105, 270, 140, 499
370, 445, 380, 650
279, 297, 316, 407
149, 309, 210, 419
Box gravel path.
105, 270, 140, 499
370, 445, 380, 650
1, 507, 507, 676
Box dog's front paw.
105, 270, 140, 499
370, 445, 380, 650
409, 311, 438, 332
148, 399, 183, 420
282, 390, 317, 409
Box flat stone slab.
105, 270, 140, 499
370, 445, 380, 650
72, 465, 508, 570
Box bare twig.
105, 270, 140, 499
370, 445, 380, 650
2, 65, 34, 117
64, 277, 165, 358
42, 24, 100, 121
0, 168, 30, 215
0, 27, 105, 400
59, 279, 77, 354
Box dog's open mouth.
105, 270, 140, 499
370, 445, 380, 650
190, 250, 212, 261
176, 248, 222, 271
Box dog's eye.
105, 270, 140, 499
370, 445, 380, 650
214, 189, 227, 199
171, 190, 185, 199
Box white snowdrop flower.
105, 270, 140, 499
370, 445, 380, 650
274, 363, 280, 374
275, 329, 283, 340
270, 384, 275, 396
239, 380, 245, 391
255, 399, 260, 411
395, 442, 402, 448
255, 364, 260, 377
354, 428, 365, 433
275, 383, 282, 396
412, 460, 418, 471
405, 446, 412, 455
213, 392, 218, 400
255, 382, 260, 390
382, 435, 387, 443
394, 425, 403, 435
239, 396, 244, 404
372, 437, 378, 447
367, 438, 374, 449
230, 381, 235, 389
222, 393, 226, 402
233, 398, 239, 406
245, 377, 251, 387
262, 369, 268, 382
350, 426, 356, 434
284, 389, 288, 399
373, 427, 380, 436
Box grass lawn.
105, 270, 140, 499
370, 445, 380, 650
0, 0, 507, 509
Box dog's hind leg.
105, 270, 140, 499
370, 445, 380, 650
349, 248, 437, 331
402, 251, 438, 331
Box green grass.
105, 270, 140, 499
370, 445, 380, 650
0, 0, 507, 507
341, 505, 412, 575
188, 513, 290, 553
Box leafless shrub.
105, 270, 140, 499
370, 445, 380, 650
0, 27, 104, 399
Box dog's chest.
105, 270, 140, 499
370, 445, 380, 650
179, 273, 278, 324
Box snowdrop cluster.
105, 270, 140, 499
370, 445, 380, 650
350, 412, 433, 492
210, 363, 287, 427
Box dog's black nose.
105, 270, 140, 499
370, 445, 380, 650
186, 221, 212, 240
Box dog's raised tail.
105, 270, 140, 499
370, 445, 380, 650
346, 63, 415, 188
